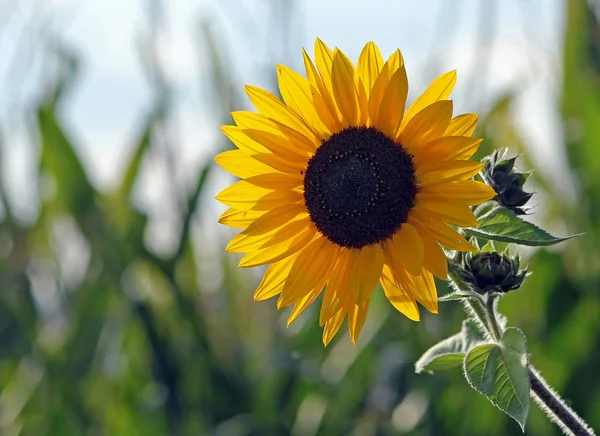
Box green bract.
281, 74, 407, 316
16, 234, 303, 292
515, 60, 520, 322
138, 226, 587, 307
482, 148, 532, 215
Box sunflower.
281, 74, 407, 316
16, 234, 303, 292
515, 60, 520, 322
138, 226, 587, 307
215, 39, 496, 345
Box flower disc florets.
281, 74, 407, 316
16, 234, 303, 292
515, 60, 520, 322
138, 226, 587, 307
303, 126, 417, 249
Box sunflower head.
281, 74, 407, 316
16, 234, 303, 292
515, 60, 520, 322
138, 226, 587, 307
216, 39, 496, 345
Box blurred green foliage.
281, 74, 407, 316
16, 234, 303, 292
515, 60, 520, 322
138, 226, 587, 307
1, 1, 599, 435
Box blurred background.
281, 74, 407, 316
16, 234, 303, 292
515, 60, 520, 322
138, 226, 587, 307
0, 0, 598, 434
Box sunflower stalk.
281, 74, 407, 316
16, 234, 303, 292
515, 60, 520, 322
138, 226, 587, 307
484, 295, 502, 342
449, 266, 594, 436
528, 368, 595, 436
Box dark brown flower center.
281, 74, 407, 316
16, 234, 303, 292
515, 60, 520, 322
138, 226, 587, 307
303, 126, 417, 248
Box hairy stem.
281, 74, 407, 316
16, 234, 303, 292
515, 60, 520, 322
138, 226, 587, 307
465, 298, 495, 339
485, 295, 502, 341
529, 367, 595, 436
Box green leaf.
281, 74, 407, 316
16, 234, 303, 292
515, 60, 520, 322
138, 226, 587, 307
502, 327, 528, 355
38, 105, 97, 219
118, 105, 168, 200
563, 0, 600, 183
173, 162, 212, 260
420, 353, 465, 372
36, 45, 99, 222
415, 321, 484, 373
464, 328, 530, 431
467, 207, 580, 247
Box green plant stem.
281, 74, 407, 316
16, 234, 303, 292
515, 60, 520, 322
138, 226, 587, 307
528, 368, 594, 436
485, 295, 502, 341
465, 298, 495, 340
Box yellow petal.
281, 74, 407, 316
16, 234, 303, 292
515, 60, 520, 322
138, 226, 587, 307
350, 244, 383, 305
376, 66, 408, 137
385, 49, 404, 74
259, 217, 313, 249
216, 179, 302, 210
355, 76, 370, 126
368, 63, 389, 127
287, 278, 327, 326
277, 65, 332, 139
244, 173, 303, 190
368, 49, 403, 127
331, 48, 360, 126
242, 128, 311, 162
226, 205, 308, 252
417, 160, 484, 184
244, 85, 316, 140
218, 208, 265, 229
216, 180, 275, 208
253, 152, 306, 175
303, 47, 326, 92
314, 38, 338, 115
233, 111, 316, 155
417, 180, 497, 206
412, 136, 482, 165
279, 237, 338, 307
232, 203, 307, 238
214, 150, 275, 178
254, 253, 299, 300
414, 201, 479, 227
445, 113, 478, 137
410, 210, 476, 252
386, 223, 424, 276
408, 217, 448, 279
401, 70, 457, 129
247, 190, 303, 211
357, 41, 384, 97
403, 268, 438, 314
319, 249, 355, 326
399, 100, 453, 150
348, 298, 370, 344
380, 263, 420, 321
302, 48, 340, 128
221, 125, 269, 153
322, 303, 348, 346
238, 223, 317, 268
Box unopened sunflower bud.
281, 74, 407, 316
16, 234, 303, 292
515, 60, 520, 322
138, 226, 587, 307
482, 149, 533, 215
457, 251, 527, 294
